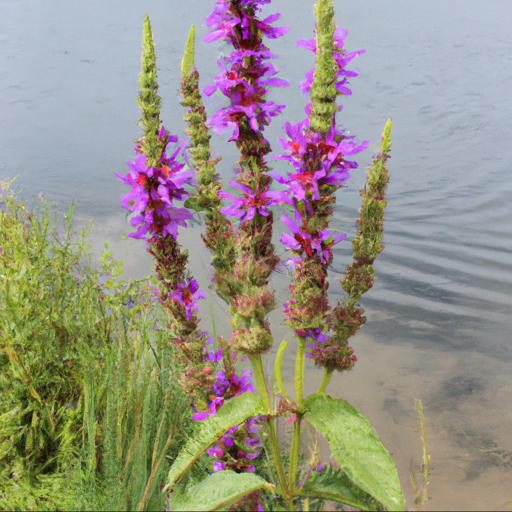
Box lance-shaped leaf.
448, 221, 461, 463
169, 470, 273, 511
165, 392, 265, 490
301, 465, 381, 511
181, 25, 195, 77
304, 393, 405, 511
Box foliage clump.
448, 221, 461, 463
0, 188, 191, 510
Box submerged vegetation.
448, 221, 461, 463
0, 0, 412, 510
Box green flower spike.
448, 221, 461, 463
137, 15, 163, 166
310, 0, 337, 134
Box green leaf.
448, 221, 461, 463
165, 393, 265, 490
273, 340, 289, 401
301, 465, 381, 511
304, 393, 404, 511
181, 24, 195, 77
170, 470, 273, 511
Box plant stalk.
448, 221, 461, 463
289, 338, 305, 493
249, 354, 294, 509
295, 338, 305, 409
288, 421, 302, 494
319, 368, 333, 394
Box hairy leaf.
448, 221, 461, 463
302, 465, 381, 511
170, 470, 272, 511
304, 393, 404, 511
166, 393, 265, 489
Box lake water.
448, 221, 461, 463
1, 0, 512, 509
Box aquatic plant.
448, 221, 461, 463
117, 1, 404, 510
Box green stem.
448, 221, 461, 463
249, 354, 271, 412
249, 355, 293, 509
319, 368, 333, 394
289, 338, 305, 493
295, 338, 305, 408
274, 340, 289, 402
289, 420, 301, 493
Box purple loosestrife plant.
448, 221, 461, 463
180, 25, 268, 504
203, 0, 288, 356
119, 17, 265, 482
201, 3, 292, 501
119, 3, 405, 511
181, 26, 268, 482
276, 6, 368, 374
117, 17, 219, 412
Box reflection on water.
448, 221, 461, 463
1, 0, 512, 510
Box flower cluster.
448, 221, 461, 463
169, 278, 206, 321
204, 0, 287, 358
116, 128, 193, 241
277, 24, 367, 367
275, 120, 366, 266
192, 339, 263, 478
298, 28, 364, 97
204, 0, 288, 225
297, 327, 357, 370
220, 180, 286, 223
276, 29, 367, 264
204, 0, 288, 144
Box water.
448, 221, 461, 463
1, 0, 512, 509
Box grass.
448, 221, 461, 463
0, 186, 192, 510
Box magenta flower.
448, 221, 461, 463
191, 396, 225, 421
280, 212, 347, 265
193, 338, 262, 475
204, 0, 288, 142
297, 28, 365, 96
205, 1, 287, 45
220, 181, 287, 223
204, 52, 287, 141
116, 129, 194, 241
204, 337, 223, 364
274, 120, 368, 204
213, 461, 226, 472
213, 365, 254, 397
169, 278, 206, 321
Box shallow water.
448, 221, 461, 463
1, 0, 512, 509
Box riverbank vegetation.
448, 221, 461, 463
0, 190, 192, 510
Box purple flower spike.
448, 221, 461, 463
275, 20, 370, 372
194, 344, 262, 475
204, 0, 288, 233
117, 129, 194, 242
275, 31, 368, 265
